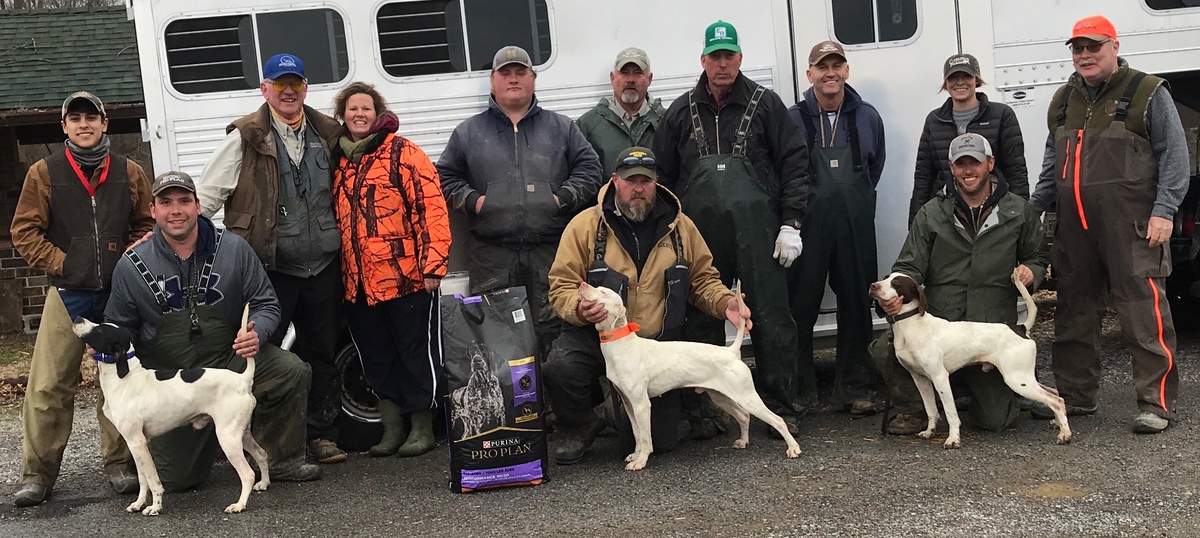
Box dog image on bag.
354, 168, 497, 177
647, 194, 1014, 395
869, 271, 1071, 448
450, 341, 507, 440
578, 281, 801, 471
71, 306, 269, 516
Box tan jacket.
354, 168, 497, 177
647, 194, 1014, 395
11, 154, 153, 284
548, 182, 733, 337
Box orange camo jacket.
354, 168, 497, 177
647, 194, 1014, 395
333, 132, 451, 305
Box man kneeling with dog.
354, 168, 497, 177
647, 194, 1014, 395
872, 133, 1048, 435
545, 147, 751, 464
101, 171, 320, 490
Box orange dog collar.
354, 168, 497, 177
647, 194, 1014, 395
599, 322, 640, 343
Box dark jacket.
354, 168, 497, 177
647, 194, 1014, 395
222, 103, 341, 269
653, 72, 811, 224
576, 96, 665, 179
910, 92, 1028, 224
437, 95, 602, 245
11, 150, 154, 290
788, 84, 886, 186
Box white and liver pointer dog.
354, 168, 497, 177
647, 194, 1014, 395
72, 305, 269, 516
868, 271, 1071, 448
578, 281, 801, 471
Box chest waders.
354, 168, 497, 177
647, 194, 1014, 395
788, 109, 879, 405
679, 87, 802, 413
1048, 70, 1177, 418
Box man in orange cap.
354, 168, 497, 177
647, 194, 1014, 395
1030, 15, 1190, 433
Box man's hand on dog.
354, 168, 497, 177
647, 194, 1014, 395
877, 294, 903, 316
721, 294, 753, 331
577, 297, 607, 324
233, 320, 258, 359
1014, 264, 1034, 288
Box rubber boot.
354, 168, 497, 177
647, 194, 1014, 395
369, 399, 409, 457
395, 409, 436, 457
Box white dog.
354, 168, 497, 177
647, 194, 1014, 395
578, 281, 801, 471
72, 308, 269, 516
868, 271, 1071, 448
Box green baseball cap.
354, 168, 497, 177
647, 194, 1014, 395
703, 20, 740, 55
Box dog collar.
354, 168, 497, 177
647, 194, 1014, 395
886, 309, 920, 324
599, 322, 640, 343
93, 351, 135, 364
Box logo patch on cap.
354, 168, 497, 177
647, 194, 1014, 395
819, 43, 838, 53
278, 55, 297, 67
949, 56, 971, 66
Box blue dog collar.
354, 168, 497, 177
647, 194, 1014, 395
93, 351, 135, 364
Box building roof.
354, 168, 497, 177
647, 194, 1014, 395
0, 6, 142, 112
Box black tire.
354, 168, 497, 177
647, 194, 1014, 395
333, 341, 383, 452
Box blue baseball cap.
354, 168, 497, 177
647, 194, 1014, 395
263, 53, 306, 80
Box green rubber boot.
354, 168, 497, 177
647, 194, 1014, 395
395, 409, 436, 457
369, 399, 409, 457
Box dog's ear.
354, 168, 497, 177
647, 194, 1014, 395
893, 275, 927, 315
916, 283, 927, 315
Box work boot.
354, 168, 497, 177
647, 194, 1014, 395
848, 398, 884, 416
309, 438, 348, 464
1030, 402, 1098, 419
395, 410, 436, 457
106, 465, 140, 494
13, 483, 50, 508
553, 420, 604, 465
1131, 412, 1169, 434
369, 399, 409, 457
271, 459, 322, 482
885, 412, 926, 435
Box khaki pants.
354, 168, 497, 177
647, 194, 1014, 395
20, 288, 131, 487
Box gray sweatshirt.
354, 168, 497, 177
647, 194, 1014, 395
1032, 83, 1190, 219
105, 216, 280, 346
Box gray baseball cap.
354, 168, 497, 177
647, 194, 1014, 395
948, 133, 994, 162
944, 53, 982, 81
151, 171, 197, 196
492, 45, 532, 70
61, 91, 106, 119
614, 47, 650, 71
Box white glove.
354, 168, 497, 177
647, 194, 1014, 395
772, 225, 803, 268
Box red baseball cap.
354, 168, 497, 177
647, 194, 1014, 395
1066, 15, 1118, 44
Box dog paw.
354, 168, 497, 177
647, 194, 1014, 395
141, 505, 161, 516
1057, 432, 1072, 445
943, 437, 961, 449
125, 502, 144, 513
785, 447, 801, 459
224, 502, 246, 513
917, 430, 934, 439
624, 452, 637, 463
253, 480, 270, 491
624, 456, 648, 471
732, 439, 748, 449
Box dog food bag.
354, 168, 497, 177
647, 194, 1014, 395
441, 286, 547, 493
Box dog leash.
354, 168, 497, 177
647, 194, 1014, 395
599, 322, 640, 343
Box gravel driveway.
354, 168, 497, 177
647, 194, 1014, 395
0, 300, 1197, 537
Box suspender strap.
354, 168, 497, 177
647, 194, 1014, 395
687, 90, 709, 158
1114, 72, 1147, 123
846, 108, 863, 172
195, 228, 224, 305
796, 107, 819, 148
670, 230, 685, 266
125, 250, 170, 314
732, 86, 766, 157
594, 219, 609, 262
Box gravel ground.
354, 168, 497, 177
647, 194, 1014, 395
0, 298, 1198, 537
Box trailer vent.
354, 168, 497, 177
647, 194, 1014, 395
165, 15, 255, 94
378, 0, 552, 78
831, 0, 918, 46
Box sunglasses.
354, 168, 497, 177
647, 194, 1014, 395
620, 155, 656, 168
269, 79, 308, 92
1069, 41, 1108, 55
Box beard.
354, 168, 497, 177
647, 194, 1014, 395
619, 88, 641, 105
617, 196, 653, 222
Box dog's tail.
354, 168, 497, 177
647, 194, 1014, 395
1012, 269, 1038, 335
728, 279, 748, 354
241, 303, 256, 381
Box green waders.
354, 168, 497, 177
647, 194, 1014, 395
679, 87, 803, 414
788, 110, 879, 405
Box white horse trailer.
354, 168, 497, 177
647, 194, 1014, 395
126, 0, 1200, 335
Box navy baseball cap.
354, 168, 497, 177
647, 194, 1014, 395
263, 53, 306, 80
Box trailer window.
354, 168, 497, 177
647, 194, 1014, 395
832, 0, 918, 45
165, 9, 349, 95
378, 0, 551, 78
1146, 0, 1200, 10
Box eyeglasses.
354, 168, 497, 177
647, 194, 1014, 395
269, 79, 308, 92
620, 155, 656, 168
1069, 41, 1108, 55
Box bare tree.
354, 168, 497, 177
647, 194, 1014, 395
0, 0, 121, 9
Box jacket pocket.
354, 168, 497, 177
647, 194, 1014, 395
1131, 220, 1171, 278
61, 236, 97, 288
225, 210, 254, 232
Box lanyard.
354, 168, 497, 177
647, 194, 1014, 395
819, 104, 843, 149
63, 147, 110, 197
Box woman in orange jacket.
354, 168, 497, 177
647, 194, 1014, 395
331, 82, 451, 457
